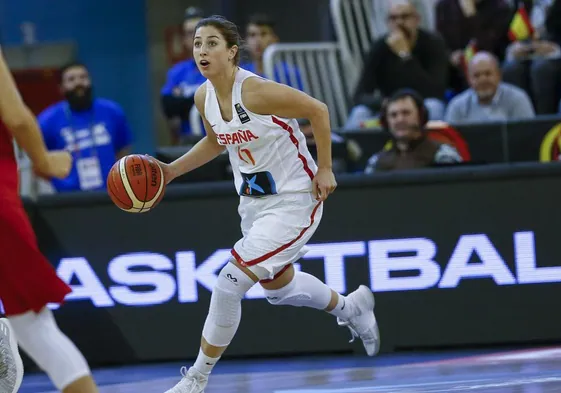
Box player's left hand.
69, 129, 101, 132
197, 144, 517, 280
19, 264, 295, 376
313, 167, 337, 202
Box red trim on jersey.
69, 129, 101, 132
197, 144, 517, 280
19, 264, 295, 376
259, 264, 292, 284
271, 116, 315, 180
231, 202, 322, 267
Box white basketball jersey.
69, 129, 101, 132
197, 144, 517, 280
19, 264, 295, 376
204, 68, 317, 197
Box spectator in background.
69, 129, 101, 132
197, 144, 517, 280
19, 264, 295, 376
365, 89, 463, 173
372, 0, 438, 37
161, 7, 206, 144
436, 0, 512, 92
38, 62, 133, 192
345, 0, 449, 130
502, 0, 561, 114
547, 0, 561, 44
240, 14, 303, 90
445, 51, 535, 123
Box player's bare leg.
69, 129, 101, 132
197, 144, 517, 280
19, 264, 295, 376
61, 375, 98, 393
165, 261, 379, 393
0, 314, 24, 393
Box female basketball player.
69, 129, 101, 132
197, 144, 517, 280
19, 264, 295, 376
0, 47, 99, 393
153, 16, 380, 393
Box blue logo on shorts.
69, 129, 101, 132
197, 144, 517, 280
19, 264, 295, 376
239, 171, 277, 197
245, 175, 265, 195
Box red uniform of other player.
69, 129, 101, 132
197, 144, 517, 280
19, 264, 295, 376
0, 47, 99, 393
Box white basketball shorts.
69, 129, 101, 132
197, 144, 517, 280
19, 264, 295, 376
231, 192, 323, 281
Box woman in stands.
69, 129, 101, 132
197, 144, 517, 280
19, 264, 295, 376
0, 46, 99, 393
155, 15, 380, 393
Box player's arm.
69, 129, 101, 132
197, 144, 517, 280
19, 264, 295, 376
0, 48, 50, 170
242, 77, 336, 200
160, 83, 226, 184
243, 77, 332, 170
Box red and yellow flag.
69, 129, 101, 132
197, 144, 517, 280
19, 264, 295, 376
464, 40, 477, 64
508, 4, 534, 41
462, 40, 477, 75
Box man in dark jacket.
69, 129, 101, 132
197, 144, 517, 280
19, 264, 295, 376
365, 89, 463, 173
345, 0, 449, 130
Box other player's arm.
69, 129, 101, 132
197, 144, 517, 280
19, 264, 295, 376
159, 84, 226, 184
0, 48, 71, 179
0, 49, 48, 169
242, 77, 336, 201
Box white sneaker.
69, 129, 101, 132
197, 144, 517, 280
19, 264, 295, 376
0, 318, 24, 393
165, 366, 208, 393
337, 285, 380, 356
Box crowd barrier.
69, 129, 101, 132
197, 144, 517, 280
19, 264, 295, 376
263, 42, 351, 129
170, 116, 561, 184
18, 162, 561, 368
329, 0, 375, 92
344, 115, 561, 169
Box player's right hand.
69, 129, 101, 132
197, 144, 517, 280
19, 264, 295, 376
35, 150, 73, 179
146, 155, 177, 185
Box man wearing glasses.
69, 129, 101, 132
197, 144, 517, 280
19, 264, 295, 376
345, 0, 449, 129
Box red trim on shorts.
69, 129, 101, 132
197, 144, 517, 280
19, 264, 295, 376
271, 116, 315, 181
259, 264, 292, 284
230, 201, 322, 267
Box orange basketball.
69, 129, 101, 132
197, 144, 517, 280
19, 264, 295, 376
107, 154, 166, 213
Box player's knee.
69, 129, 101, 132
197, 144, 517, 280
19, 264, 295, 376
209, 286, 241, 328
202, 263, 255, 346
209, 262, 255, 328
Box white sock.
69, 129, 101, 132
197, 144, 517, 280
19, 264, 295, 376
193, 348, 221, 375
328, 293, 354, 320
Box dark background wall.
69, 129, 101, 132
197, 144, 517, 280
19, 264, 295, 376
22, 164, 561, 368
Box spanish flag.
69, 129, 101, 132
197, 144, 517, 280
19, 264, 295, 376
508, 4, 534, 41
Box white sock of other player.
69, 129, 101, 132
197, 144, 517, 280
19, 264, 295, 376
263, 270, 355, 320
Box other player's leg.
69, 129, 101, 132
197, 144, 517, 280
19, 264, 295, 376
0, 312, 24, 393
8, 308, 98, 393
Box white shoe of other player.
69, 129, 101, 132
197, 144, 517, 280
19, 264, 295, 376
338, 285, 381, 356
165, 366, 208, 393
0, 318, 24, 393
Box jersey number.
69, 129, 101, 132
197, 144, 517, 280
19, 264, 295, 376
238, 147, 255, 165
